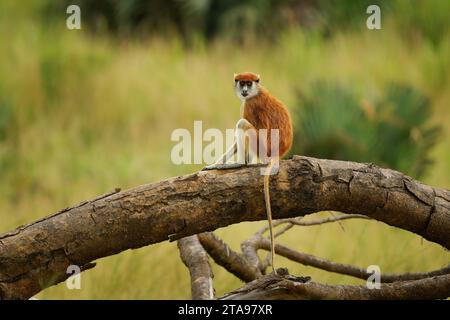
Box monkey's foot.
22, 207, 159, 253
202, 163, 268, 171
202, 163, 245, 171
245, 163, 268, 168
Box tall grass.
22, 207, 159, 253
0, 2, 449, 299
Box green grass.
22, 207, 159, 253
0, 3, 449, 299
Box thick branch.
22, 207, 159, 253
177, 235, 214, 300
220, 269, 450, 300
0, 156, 449, 299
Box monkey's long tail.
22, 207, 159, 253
264, 160, 277, 274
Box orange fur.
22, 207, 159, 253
234, 72, 260, 82
243, 86, 293, 158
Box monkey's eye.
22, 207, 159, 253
239, 81, 245, 87
246, 81, 252, 87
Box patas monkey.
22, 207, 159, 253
203, 72, 293, 274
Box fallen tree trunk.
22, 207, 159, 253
0, 156, 449, 299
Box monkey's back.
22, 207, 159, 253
243, 87, 293, 157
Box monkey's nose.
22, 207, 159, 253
242, 91, 248, 97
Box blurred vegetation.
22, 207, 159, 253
292, 82, 440, 178
48, 0, 450, 45
46, 0, 304, 44
0, 0, 449, 299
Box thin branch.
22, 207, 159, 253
255, 237, 450, 282
258, 214, 371, 271
177, 235, 214, 300
273, 223, 295, 239
257, 214, 370, 237
197, 232, 261, 282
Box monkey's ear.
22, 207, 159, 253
256, 74, 261, 83
233, 73, 238, 80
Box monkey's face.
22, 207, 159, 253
234, 79, 260, 101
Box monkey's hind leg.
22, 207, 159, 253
202, 143, 239, 170
203, 118, 258, 171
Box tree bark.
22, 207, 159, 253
0, 156, 449, 299
177, 235, 214, 300
220, 269, 450, 300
